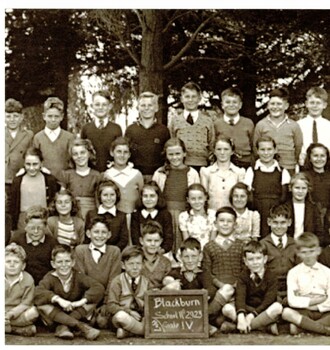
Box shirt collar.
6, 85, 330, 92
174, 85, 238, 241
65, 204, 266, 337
45, 126, 61, 136
98, 205, 116, 216
209, 162, 237, 173
141, 209, 158, 219
106, 162, 134, 175
306, 114, 322, 121
214, 233, 236, 246
94, 117, 109, 128
224, 114, 240, 125
89, 242, 107, 254
270, 233, 287, 247
254, 159, 281, 172
250, 268, 265, 280
301, 261, 320, 271
235, 208, 248, 218
137, 118, 157, 129
266, 114, 290, 128
26, 234, 46, 245
51, 270, 73, 290
125, 273, 140, 284
5, 272, 24, 287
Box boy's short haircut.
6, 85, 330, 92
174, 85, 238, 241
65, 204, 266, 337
23, 146, 43, 162
92, 90, 111, 102
5, 242, 27, 262
110, 136, 131, 153
179, 237, 201, 253
121, 245, 143, 262
221, 87, 243, 101
215, 206, 237, 220
25, 205, 49, 224
243, 240, 267, 258
96, 180, 121, 205
141, 220, 163, 238
295, 232, 320, 250
255, 135, 277, 149
269, 87, 289, 102
181, 82, 202, 95
138, 91, 158, 106
268, 204, 291, 220
86, 214, 111, 232
51, 244, 73, 261
5, 98, 23, 113
44, 97, 64, 113
306, 87, 328, 102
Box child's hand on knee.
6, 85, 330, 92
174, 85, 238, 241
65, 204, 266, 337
129, 310, 141, 321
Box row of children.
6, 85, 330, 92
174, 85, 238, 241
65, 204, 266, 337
5, 205, 330, 339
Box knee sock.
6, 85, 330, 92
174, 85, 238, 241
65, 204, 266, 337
49, 309, 80, 328
251, 311, 275, 330
208, 292, 226, 316
300, 316, 329, 335
318, 314, 330, 327
123, 316, 144, 335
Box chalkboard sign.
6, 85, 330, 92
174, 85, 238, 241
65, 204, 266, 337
144, 289, 209, 339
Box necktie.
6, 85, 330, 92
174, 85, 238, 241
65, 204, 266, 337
228, 119, 235, 126
277, 237, 283, 250
253, 273, 261, 285
131, 278, 138, 292
312, 120, 318, 143
93, 248, 103, 263
186, 114, 194, 125
98, 119, 105, 129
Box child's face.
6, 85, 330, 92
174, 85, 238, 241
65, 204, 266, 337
221, 95, 242, 117
297, 245, 321, 267
142, 188, 158, 210
243, 251, 267, 274
257, 141, 276, 165
310, 147, 327, 172
122, 255, 143, 279
87, 222, 111, 248
214, 140, 233, 163
100, 186, 117, 209
215, 213, 236, 237
181, 248, 201, 272
267, 96, 288, 119
25, 218, 46, 243
291, 179, 308, 203
139, 232, 163, 255
5, 253, 25, 278
111, 145, 130, 168
138, 97, 158, 120
267, 215, 291, 237
305, 95, 327, 118
71, 145, 89, 168
6, 112, 23, 131
181, 89, 201, 112
51, 252, 74, 279
232, 188, 248, 211
55, 194, 72, 216
24, 155, 42, 177
166, 145, 186, 169
43, 108, 63, 130
92, 95, 112, 119
187, 189, 206, 213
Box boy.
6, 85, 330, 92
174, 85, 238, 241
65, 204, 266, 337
5, 243, 39, 336
5, 98, 33, 194
140, 221, 171, 289
10, 205, 57, 285
34, 245, 104, 340
236, 241, 283, 335
202, 206, 244, 332
74, 215, 122, 328
261, 204, 298, 302
81, 90, 122, 172
125, 92, 170, 181
298, 87, 330, 167
33, 97, 74, 180
214, 87, 254, 169
105, 245, 149, 339
168, 82, 215, 172
282, 232, 330, 336
253, 87, 303, 175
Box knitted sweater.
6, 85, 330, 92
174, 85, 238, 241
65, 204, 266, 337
141, 254, 171, 289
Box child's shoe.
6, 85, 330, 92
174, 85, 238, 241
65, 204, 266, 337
55, 325, 74, 340
11, 325, 36, 337
268, 323, 279, 336
76, 322, 100, 340
289, 323, 302, 335
209, 324, 218, 337
116, 327, 131, 339
219, 321, 236, 333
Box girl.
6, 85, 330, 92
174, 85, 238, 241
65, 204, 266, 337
303, 142, 330, 235
85, 180, 128, 250
283, 173, 322, 241
152, 138, 200, 252
200, 136, 245, 210
131, 181, 173, 253
244, 136, 290, 238
102, 136, 144, 214
10, 147, 59, 231
178, 183, 216, 250
47, 188, 85, 248
59, 138, 101, 219
229, 182, 260, 242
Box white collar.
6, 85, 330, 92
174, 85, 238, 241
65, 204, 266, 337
26, 234, 46, 245
141, 209, 158, 219
5, 272, 24, 287
106, 162, 134, 175
125, 273, 140, 284
214, 233, 235, 246
89, 242, 107, 254
224, 114, 240, 125
254, 159, 281, 172
209, 162, 238, 173
45, 126, 61, 136
98, 205, 117, 216
270, 233, 287, 247
94, 117, 109, 128
306, 114, 322, 121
